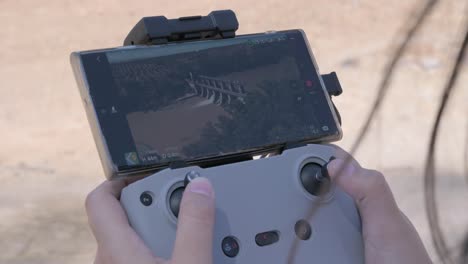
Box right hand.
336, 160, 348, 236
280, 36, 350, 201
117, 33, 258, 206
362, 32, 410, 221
327, 146, 432, 264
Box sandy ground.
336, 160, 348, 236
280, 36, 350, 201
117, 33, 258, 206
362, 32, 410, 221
0, 0, 467, 263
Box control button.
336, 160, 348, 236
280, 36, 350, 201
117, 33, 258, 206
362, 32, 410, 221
295, 220, 312, 240
221, 236, 240, 258
300, 163, 331, 196
169, 187, 185, 218
140, 192, 153, 206
255, 231, 279, 247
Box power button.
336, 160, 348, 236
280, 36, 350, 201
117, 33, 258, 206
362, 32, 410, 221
221, 236, 240, 258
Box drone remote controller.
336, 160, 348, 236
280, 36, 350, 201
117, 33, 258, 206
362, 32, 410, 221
121, 144, 364, 263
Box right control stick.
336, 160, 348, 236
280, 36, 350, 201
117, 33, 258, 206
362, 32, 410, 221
300, 162, 331, 196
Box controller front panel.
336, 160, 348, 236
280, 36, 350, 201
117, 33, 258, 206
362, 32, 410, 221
121, 144, 364, 263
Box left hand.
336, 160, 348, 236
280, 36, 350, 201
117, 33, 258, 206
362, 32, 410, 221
85, 177, 216, 264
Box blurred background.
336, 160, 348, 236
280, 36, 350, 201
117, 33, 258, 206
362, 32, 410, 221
0, 0, 467, 263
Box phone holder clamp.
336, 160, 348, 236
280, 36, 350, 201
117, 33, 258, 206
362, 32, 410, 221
123, 10, 342, 123
123, 10, 238, 45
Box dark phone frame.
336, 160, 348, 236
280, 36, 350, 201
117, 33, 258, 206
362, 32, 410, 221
71, 30, 343, 179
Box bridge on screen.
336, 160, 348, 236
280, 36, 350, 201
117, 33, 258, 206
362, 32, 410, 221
185, 74, 247, 106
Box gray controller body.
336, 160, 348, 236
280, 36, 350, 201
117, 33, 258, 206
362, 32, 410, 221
121, 144, 364, 263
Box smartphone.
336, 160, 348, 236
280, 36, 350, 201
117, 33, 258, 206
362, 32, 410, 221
70, 29, 342, 179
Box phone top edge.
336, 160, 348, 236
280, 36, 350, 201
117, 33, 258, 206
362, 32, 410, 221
70, 29, 306, 55
70, 54, 118, 179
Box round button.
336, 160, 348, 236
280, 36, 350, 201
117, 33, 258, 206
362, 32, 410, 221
140, 192, 153, 206
221, 236, 240, 258
295, 220, 312, 240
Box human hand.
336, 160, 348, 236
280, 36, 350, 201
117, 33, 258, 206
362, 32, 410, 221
327, 146, 432, 264
85, 177, 215, 264
85, 146, 432, 264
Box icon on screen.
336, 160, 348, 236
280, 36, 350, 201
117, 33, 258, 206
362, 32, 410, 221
125, 152, 140, 166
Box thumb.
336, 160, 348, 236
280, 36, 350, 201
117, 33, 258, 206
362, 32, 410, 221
326, 159, 432, 262
171, 177, 215, 264
326, 159, 400, 224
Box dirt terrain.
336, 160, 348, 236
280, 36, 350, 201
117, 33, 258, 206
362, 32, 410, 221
0, 0, 467, 263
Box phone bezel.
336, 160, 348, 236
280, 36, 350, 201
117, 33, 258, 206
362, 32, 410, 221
70, 29, 343, 179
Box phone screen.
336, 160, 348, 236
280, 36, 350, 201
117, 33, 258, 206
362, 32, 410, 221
78, 30, 341, 172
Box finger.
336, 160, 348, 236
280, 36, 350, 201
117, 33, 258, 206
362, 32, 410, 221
85, 180, 131, 241
326, 159, 400, 224
171, 177, 215, 264
86, 180, 160, 264
326, 144, 362, 168
327, 159, 432, 261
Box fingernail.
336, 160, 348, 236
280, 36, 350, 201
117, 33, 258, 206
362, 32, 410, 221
328, 159, 355, 179
326, 159, 338, 173
327, 159, 345, 177
187, 177, 214, 198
